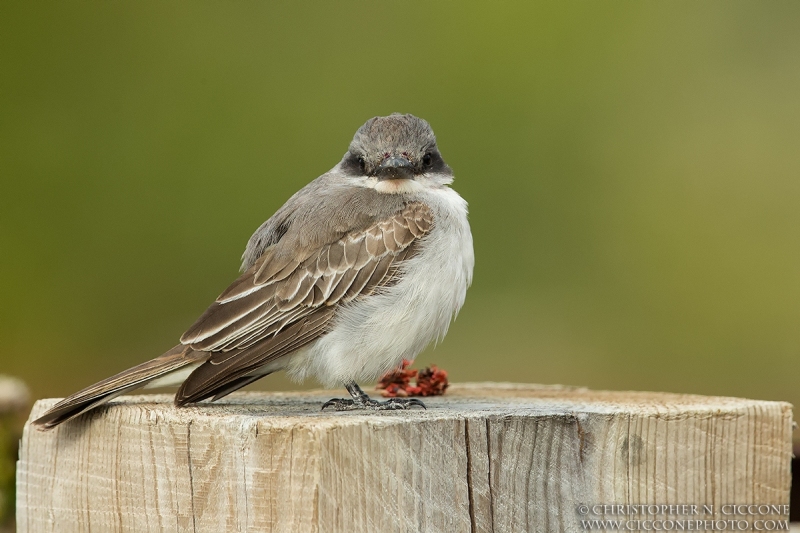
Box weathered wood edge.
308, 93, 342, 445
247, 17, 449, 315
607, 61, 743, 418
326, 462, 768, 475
24, 382, 795, 429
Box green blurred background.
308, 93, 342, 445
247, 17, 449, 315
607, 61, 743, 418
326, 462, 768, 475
2, 2, 799, 409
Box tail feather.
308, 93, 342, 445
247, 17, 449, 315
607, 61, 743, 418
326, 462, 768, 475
33, 345, 206, 429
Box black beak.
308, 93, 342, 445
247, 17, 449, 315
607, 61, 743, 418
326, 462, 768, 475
375, 156, 414, 180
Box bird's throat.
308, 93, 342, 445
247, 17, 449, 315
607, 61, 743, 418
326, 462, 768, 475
373, 178, 424, 195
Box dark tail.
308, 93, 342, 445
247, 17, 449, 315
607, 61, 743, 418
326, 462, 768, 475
33, 345, 206, 429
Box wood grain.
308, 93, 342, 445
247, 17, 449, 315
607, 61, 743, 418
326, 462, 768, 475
17, 383, 793, 532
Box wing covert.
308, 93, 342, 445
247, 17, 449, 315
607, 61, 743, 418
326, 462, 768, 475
180, 202, 433, 354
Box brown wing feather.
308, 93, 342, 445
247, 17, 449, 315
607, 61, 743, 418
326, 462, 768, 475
174, 202, 434, 404
175, 308, 335, 405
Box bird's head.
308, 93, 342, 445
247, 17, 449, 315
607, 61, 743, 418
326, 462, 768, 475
340, 113, 453, 194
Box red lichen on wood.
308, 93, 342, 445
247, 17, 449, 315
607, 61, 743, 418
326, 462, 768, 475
376, 359, 449, 397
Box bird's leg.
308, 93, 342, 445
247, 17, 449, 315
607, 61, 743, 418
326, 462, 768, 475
321, 382, 426, 411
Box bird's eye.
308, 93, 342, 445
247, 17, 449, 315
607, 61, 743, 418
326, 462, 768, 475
422, 153, 432, 167
357, 156, 366, 172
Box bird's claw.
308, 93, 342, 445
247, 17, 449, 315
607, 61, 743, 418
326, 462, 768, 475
321, 398, 354, 411
321, 397, 427, 411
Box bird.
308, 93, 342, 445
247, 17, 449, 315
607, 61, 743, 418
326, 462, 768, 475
34, 113, 474, 429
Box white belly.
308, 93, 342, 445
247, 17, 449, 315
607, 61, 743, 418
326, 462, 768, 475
282, 187, 474, 388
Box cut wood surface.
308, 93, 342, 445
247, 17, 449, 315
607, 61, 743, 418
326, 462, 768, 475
17, 383, 793, 533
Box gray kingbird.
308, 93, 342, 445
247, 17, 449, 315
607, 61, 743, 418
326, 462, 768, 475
35, 113, 474, 428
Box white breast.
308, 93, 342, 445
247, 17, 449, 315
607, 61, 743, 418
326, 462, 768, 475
282, 187, 474, 388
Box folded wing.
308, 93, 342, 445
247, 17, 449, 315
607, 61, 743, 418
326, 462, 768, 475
174, 202, 433, 404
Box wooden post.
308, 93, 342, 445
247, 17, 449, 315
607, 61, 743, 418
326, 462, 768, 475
17, 383, 793, 532
1, 375, 29, 532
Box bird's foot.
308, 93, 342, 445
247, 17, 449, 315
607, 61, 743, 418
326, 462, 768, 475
321, 381, 426, 411
321, 396, 426, 411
